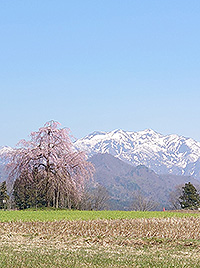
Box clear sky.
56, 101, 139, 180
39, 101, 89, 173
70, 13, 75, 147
1, 1, 200, 147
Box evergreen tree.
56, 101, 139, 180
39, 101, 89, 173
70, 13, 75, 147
0, 181, 9, 209
180, 182, 200, 210
13, 172, 46, 210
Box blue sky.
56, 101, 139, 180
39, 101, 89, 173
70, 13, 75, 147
1, 1, 200, 146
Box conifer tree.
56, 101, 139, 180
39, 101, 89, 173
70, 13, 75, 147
0, 181, 9, 209
180, 182, 200, 210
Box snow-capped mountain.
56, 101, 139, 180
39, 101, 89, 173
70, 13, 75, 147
75, 129, 200, 180
0, 146, 13, 163
0, 146, 13, 155
0, 146, 14, 182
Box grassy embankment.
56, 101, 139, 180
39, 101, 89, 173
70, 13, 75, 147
0, 210, 200, 267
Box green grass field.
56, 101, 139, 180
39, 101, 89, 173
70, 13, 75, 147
0, 209, 199, 222
0, 210, 200, 267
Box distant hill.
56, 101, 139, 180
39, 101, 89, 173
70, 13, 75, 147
75, 129, 200, 181
89, 153, 200, 210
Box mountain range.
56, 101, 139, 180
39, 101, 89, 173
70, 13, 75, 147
89, 153, 199, 210
75, 129, 200, 181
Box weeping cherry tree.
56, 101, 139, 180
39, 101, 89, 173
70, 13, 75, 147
7, 121, 94, 209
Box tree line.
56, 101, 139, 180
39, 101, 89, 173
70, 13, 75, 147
1, 178, 200, 211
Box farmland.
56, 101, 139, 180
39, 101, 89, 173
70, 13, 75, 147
0, 210, 200, 267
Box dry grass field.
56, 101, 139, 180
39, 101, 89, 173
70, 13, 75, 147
0, 214, 200, 267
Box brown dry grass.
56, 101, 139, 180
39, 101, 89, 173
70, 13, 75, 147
168, 209, 200, 214
1, 218, 200, 267
1, 217, 200, 248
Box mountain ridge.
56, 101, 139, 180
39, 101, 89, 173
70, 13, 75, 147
75, 129, 200, 180
89, 153, 200, 210
1, 129, 200, 181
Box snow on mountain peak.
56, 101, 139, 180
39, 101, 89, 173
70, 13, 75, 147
81, 131, 106, 141
75, 129, 200, 180
0, 146, 13, 155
